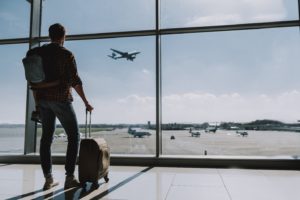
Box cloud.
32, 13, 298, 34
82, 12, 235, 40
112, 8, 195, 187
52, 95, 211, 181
72, 95, 155, 124
162, 91, 300, 123
164, 0, 287, 27
187, 14, 242, 27
0, 12, 19, 22
117, 94, 155, 104
142, 69, 150, 74
72, 95, 291, 125
72, 90, 300, 124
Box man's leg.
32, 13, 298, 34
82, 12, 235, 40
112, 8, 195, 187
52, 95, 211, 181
51, 102, 80, 188
39, 101, 58, 190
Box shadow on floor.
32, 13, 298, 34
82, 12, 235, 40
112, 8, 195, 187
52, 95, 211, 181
0, 164, 11, 167
7, 166, 153, 200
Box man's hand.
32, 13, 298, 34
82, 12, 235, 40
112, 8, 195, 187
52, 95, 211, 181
85, 102, 94, 112
73, 84, 94, 112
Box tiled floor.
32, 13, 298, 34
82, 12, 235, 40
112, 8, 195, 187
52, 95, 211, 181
1, 164, 300, 200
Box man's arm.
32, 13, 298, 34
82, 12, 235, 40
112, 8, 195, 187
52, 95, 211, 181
66, 54, 93, 111
73, 84, 94, 112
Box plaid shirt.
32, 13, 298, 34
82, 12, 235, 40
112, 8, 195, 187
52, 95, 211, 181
34, 43, 82, 102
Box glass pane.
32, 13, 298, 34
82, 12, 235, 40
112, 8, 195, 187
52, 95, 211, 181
0, 0, 30, 39
162, 27, 300, 157
36, 37, 156, 155
161, 0, 299, 28
0, 44, 28, 154
41, 0, 155, 36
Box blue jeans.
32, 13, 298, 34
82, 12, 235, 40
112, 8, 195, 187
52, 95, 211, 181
39, 100, 80, 177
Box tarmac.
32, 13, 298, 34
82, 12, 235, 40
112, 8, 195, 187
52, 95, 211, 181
34, 128, 300, 156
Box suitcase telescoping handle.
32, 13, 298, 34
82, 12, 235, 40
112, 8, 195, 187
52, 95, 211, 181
85, 109, 92, 138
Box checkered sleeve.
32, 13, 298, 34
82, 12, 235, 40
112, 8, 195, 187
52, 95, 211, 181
68, 54, 82, 87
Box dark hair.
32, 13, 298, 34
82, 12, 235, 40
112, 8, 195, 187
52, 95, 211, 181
49, 23, 65, 40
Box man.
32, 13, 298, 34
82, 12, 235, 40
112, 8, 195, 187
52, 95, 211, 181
30, 23, 93, 190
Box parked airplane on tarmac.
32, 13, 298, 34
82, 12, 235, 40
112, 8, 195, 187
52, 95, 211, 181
189, 128, 201, 137
236, 130, 248, 137
108, 48, 140, 61
58, 133, 66, 138
205, 126, 217, 133
128, 127, 151, 138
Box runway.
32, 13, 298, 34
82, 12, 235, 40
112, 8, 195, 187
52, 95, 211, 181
34, 128, 300, 156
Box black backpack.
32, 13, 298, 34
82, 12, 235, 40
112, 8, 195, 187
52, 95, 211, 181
22, 52, 45, 83
22, 45, 60, 89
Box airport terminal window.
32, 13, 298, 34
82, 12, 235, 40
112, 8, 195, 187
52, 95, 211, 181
161, 0, 299, 28
41, 0, 155, 36
161, 27, 300, 156
0, 0, 30, 39
0, 0, 299, 160
36, 37, 156, 155
0, 44, 28, 154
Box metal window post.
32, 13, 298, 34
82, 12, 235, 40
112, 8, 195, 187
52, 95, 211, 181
298, 0, 300, 32
24, 0, 42, 154
155, 0, 162, 157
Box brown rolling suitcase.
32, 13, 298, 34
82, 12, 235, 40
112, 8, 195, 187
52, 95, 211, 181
78, 110, 110, 186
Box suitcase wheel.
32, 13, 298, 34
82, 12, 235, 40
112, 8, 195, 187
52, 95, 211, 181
104, 175, 109, 183
92, 182, 100, 189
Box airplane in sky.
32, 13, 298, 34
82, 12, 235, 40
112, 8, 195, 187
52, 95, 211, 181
108, 48, 140, 61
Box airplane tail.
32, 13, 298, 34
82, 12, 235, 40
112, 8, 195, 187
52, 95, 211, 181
108, 55, 117, 60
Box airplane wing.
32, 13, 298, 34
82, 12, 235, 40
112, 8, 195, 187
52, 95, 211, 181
128, 52, 140, 61
111, 48, 126, 56
129, 52, 140, 56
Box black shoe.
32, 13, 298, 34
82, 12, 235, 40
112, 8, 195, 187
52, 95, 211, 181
43, 176, 59, 190
64, 175, 80, 189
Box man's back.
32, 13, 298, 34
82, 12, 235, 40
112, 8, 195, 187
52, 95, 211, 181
41, 43, 67, 82
34, 43, 82, 102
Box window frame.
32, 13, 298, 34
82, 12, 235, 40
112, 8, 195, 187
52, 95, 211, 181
0, 0, 299, 169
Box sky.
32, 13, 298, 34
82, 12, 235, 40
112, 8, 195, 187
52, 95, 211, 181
0, 0, 299, 124
161, 0, 298, 28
